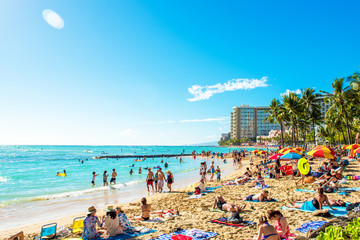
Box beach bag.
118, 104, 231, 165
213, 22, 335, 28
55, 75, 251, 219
304, 176, 315, 183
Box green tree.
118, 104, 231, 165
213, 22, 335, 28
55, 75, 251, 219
282, 92, 302, 146
264, 99, 285, 147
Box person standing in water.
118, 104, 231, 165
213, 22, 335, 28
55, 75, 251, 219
92, 172, 99, 186
103, 170, 109, 186
210, 161, 215, 182
166, 170, 174, 192
139, 167, 142, 174
146, 168, 154, 192
130, 169, 133, 175
110, 169, 117, 184
157, 168, 165, 193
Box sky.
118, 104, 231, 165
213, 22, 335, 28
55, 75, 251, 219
0, 0, 360, 145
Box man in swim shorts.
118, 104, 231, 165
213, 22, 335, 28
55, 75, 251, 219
110, 169, 117, 184
157, 168, 165, 193
146, 168, 154, 192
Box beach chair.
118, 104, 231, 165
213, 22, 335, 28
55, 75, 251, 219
33, 223, 57, 240
71, 216, 85, 234
8, 231, 24, 240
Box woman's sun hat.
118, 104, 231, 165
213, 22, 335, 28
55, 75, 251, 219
88, 206, 96, 214
106, 205, 115, 212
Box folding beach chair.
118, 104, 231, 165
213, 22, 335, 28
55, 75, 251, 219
71, 216, 85, 234
33, 223, 57, 240
8, 231, 24, 240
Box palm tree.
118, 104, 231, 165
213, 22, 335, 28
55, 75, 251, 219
301, 88, 322, 145
264, 99, 285, 147
282, 92, 302, 146
321, 78, 354, 144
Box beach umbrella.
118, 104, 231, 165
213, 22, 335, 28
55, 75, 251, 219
280, 152, 301, 159
313, 145, 336, 155
343, 144, 359, 150
295, 147, 305, 152
279, 148, 289, 153
307, 149, 334, 159
283, 149, 301, 155
252, 149, 259, 153
354, 148, 360, 154
269, 153, 283, 159
259, 150, 267, 154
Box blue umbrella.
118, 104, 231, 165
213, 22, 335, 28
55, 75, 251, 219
280, 152, 301, 159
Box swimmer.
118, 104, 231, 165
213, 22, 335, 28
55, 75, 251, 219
92, 172, 99, 186
130, 169, 133, 175
110, 169, 117, 184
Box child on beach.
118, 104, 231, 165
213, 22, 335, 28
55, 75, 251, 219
92, 172, 99, 186
103, 171, 109, 186
216, 166, 221, 182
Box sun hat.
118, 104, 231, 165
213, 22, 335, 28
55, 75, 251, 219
115, 206, 122, 211
87, 206, 96, 214
106, 205, 115, 212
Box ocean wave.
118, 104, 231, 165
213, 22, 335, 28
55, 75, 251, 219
0, 176, 9, 182
0, 180, 144, 207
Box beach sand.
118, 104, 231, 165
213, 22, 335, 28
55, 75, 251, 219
2, 155, 360, 240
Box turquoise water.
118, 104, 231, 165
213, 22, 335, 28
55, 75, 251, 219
0, 145, 250, 207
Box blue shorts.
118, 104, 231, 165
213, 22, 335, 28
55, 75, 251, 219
301, 201, 316, 211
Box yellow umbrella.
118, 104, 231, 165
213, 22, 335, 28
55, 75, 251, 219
252, 149, 259, 153
279, 148, 289, 153
283, 149, 301, 155
343, 144, 359, 150
307, 149, 334, 159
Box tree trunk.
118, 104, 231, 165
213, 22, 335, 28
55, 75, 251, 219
341, 103, 352, 144
280, 122, 284, 148
313, 121, 316, 146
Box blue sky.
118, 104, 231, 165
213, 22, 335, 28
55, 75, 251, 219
0, 0, 359, 145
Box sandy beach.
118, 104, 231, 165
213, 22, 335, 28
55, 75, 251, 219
2, 154, 360, 240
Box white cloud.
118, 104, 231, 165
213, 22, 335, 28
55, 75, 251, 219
187, 77, 268, 102
280, 89, 301, 97
121, 129, 140, 138
42, 9, 64, 29
141, 117, 229, 125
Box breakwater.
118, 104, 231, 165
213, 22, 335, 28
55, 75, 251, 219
94, 154, 193, 159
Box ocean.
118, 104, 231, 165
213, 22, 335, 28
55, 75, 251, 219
0, 145, 257, 230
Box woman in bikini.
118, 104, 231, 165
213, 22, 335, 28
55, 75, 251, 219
213, 195, 246, 212
267, 210, 289, 239
286, 188, 337, 211
131, 198, 151, 221
166, 170, 174, 192
254, 216, 280, 240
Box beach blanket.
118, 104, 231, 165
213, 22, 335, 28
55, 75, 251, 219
211, 217, 256, 228
84, 229, 156, 240
209, 208, 226, 213
244, 199, 277, 202
296, 188, 316, 193
186, 194, 202, 199
295, 221, 328, 233
151, 229, 217, 240
281, 204, 348, 217
296, 187, 360, 193
254, 184, 270, 189
340, 187, 360, 191
205, 186, 222, 191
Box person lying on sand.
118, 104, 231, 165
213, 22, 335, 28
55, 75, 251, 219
292, 197, 345, 207
222, 173, 250, 185
213, 195, 246, 212
286, 188, 337, 211
250, 173, 266, 187
236, 190, 274, 202
131, 197, 151, 221
253, 216, 280, 240
150, 209, 180, 217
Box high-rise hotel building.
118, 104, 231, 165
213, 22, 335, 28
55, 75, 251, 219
230, 105, 281, 141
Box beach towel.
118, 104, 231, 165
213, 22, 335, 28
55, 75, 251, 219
211, 217, 256, 228
186, 194, 202, 199
244, 199, 277, 202
340, 187, 360, 191
171, 234, 192, 240
254, 184, 269, 189
151, 229, 217, 240
83, 228, 156, 240
281, 204, 348, 217
296, 188, 316, 193
209, 208, 226, 213
295, 221, 328, 233
205, 186, 222, 191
